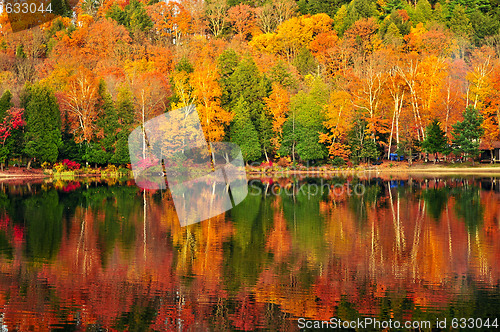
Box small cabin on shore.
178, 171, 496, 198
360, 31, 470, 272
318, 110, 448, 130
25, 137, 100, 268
479, 141, 500, 163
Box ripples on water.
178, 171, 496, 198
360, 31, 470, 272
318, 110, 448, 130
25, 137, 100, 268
0, 175, 498, 331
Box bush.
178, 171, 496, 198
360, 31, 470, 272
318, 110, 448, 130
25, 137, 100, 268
53, 163, 65, 173
62, 159, 80, 170
277, 157, 291, 167
330, 157, 345, 166
104, 164, 117, 173
53, 159, 81, 173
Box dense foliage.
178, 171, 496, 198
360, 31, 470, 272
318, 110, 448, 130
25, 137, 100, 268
1, 0, 500, 167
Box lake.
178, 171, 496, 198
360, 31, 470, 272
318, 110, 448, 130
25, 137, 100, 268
0, 175, 499, 331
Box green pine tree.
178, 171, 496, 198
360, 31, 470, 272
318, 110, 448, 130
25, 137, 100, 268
106, 0, 153, 33
217, 49, 240, 108
228, 56, 270, 160
86, 84, 121, 166
292, 48, 318, 76
448, 5, 473, 38
383, 22, 403, 47
0, 90, 13, 121
452, 106, 484, 165
411, 0, 433, 24
360, 136, 379, 162
228, 56, 267, 118
422, 119, 449, 163
23, 85, 62, 167
110, 86, 135, 165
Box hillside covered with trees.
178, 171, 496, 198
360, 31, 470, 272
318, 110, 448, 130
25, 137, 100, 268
0, 0, 500, 168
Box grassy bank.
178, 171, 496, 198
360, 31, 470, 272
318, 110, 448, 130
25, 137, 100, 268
246, 161, 500, 176
3, 162, 500, 181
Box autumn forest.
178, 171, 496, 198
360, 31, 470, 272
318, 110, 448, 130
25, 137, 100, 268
1, 1, 500, 330
0, 0, 500, 168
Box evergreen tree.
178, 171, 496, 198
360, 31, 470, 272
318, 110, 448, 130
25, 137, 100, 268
293, 48, 318, 76
469, 10, 500, 45
228, 56, 270, 159
230, 98, 262, 162
348, 117, 381, 163
422, 119, 449, 163
411, 0, 433, 24
297, 0, 346, 20
345, 0, 378, 29
347, 118, 366, 163
59, 109, 84, 164
0, 90, 13, 121
383, 23, 403, 47
217, 49, 240, 108
334, 5, 349, 34
268, 61, 297, 88
452, 106, 484, 165
111, 134, 131, 165
360, 136, 379, 162
106, 0, 153, 33
23, 85, 62, 167
110, 86, 134, 165
52, 0, 73, 17
85, 84, 120, 166
228, 56, 267, 120
448, 5, 473, 37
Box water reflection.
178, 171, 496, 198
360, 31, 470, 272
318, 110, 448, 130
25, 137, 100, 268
0, 175, 498, 330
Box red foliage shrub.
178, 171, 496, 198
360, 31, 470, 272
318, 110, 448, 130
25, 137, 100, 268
61, 159, 81, 170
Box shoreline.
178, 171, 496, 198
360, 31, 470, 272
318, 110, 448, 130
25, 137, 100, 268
246, 163, 500, 176
3, 165, 500, 180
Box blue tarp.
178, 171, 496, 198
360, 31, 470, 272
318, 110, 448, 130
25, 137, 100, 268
389, 153, 405, 161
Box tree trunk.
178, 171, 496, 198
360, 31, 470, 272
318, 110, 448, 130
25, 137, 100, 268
27, 159, 32, 170
388, 108, 396, 160
0, 162, 3, 171
291, 111, 296, 164
491, 149, 494, 164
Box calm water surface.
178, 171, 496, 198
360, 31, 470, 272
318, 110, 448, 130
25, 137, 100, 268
0, 175, 499, 331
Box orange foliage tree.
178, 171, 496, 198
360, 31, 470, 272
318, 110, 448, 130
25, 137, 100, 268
264, 82, 289, 151
190, 59, 232, 142
228, 4, 255, 40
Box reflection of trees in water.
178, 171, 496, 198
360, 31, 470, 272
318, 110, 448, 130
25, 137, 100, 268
452, 186, 484, 232
24, 190, 63, 260
0, 178, 498, 330
422, 187, 451, 221
347, 180, 382, 226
